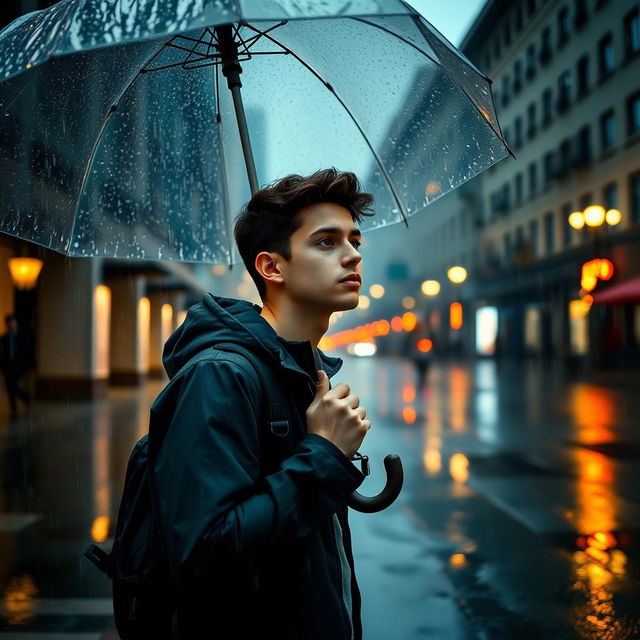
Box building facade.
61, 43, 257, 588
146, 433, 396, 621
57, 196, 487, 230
459, 0, 640, 369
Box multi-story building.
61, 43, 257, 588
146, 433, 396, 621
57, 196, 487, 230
458, 0, 640, 368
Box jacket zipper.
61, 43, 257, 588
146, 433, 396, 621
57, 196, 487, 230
303, 376, 352, 637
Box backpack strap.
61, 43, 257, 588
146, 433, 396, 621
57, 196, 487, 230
173, 343, 289, 437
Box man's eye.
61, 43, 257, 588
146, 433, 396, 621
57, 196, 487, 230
352, 241, 362, 249
318, 238, 334, 247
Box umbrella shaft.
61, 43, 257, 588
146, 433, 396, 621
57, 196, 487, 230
215, 25, 259, 195
230, 84, 259, 195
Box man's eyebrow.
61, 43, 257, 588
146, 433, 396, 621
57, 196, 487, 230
308, 226, 362, 238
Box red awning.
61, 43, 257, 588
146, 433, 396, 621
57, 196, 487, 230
592, 275, 640, 305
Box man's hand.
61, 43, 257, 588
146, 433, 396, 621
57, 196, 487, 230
306, 370, 371, 458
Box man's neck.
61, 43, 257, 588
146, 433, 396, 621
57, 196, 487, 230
259, 298, 329, 349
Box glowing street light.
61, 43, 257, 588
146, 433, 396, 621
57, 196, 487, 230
567, 205, 621, 230
369, 284, 385, 299
421, 280, 441, 296
447, 266, 467, 284
8, 257, 43, 289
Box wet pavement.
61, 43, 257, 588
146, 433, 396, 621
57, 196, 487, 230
1, 356, 640, 639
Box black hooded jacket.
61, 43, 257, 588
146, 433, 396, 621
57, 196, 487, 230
148, 294, 366, 639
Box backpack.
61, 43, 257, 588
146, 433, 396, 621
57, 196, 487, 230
83, 343, 290, 639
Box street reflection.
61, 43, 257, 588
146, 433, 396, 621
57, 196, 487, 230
570, 385, 616, 444
2, 573, 38, 625
571, 533, 627, 639
448, 366, 469, 433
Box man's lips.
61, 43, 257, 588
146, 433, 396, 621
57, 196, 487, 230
339, 274, 361, 283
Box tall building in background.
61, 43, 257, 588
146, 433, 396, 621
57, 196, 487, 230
459, 0, 640, 369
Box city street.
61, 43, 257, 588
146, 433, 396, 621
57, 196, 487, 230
1, 353, 640, 639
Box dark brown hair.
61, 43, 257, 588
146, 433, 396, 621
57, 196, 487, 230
234, 168, 374, 300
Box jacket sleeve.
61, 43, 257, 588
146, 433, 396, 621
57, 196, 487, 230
151, 357, 365, 587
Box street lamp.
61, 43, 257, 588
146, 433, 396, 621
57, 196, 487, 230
8, 257, 43, 289
568, 205, 621, 230
447, 266, 467, 284
421, 280, 440, 296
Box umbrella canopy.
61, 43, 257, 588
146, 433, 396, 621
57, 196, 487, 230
0, 0, 510, 264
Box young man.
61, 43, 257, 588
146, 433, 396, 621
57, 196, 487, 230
150, 168, 375, 638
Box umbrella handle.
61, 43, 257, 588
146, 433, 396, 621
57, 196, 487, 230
347, 454, 404, 513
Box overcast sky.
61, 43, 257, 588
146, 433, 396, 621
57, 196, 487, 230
408, 0, 488, 46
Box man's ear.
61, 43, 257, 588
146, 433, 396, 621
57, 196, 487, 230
255, 251, 285, 286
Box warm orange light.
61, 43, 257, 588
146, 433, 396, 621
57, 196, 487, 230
568, 211, 585, 229
425, 181, 441, 197
581, 259, 615, 292
402, 385, 416, 403
402, 296, 416, 309
391, 316, 403, 332
450, 302, 463, 330
417, 338, 433, 352
597, 259, 614, 280
402, 312, 417, 332
91, 516, 110, 543
449, 453, 469, 482
8, 257, 43, 290
402, 406, 417, 424
369, 284, 385, 299
569, 299, 591, 319
449, 553, 466, 567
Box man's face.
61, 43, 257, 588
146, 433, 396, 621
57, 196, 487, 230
277, 202, 363, 313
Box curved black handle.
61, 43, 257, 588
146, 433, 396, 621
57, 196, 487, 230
347, 454, 404, 513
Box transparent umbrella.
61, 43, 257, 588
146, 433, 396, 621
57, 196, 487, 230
0, 0, 512, 513
0, 0, 510, 265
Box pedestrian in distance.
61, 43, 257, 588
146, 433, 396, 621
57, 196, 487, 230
0, 314, 33, 420
150, 168, 375, 639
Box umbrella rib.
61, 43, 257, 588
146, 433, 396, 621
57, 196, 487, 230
254, 28, 410, 228
67, 43, 167, 254
351, 15, 510, 153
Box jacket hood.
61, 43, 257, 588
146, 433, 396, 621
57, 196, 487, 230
162, 294, 343, 382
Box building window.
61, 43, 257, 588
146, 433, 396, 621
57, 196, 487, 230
542, 88, 553, 125
627, 92, 640, 136
624, 8, 640, 59
603, 182, 618, 209
514, 116, 523, 149
599, 109, 616, 151
544, 150, 556, 184
544, 212, 554, 253
527, 102, 537, 138
502, 75, 511, 107
575, 124, 592, 165
558, 7, 570, 47
576, 54, 589, 98
515, 172, 524, 206
557, 70, 572, 112
529, 219, 539, 257
528, 162, 538, 197
631, 171, 640, 222
504, 231, 513, 265
540, 27, 553, 65
558, 138, 573, 176
574, 0, 588, 30
513, 60, 523, 94
504, 20, 512, 47
526, 43, 537, 79
598, 32, 615, 80
579, 192, 593, 211
561, 202, 573, 246
515, 5, 524, 32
